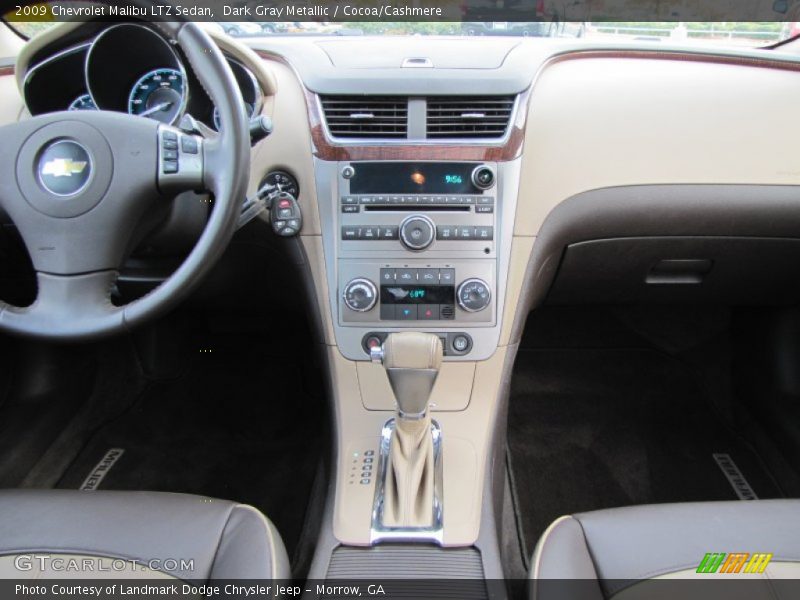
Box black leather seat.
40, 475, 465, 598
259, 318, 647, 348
530, 500, 800, 599
0, 490, 289, 580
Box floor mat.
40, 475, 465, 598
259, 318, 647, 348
508, 348, 783, 558
57, 333, 324, 561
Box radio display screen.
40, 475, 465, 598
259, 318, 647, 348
381, 285, 455, 305
349, 162, 480, 195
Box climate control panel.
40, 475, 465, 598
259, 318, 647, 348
338, 261, 494, 326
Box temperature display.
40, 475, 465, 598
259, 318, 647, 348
381, 285, 455, 305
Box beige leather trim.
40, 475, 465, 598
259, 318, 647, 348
383, 332, 443, 370
332, 346, 507, 546
357, 361, 475, 411
203, 28, 277, 96
0, 70, 24, 125
14, 22, 83, 92
516, 56, 800, 238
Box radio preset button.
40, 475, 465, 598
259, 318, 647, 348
360, 227, 378, 240
476, 226, 494, 240
378, 226, 399, 240
341, 226, 359, 240
436, 226, 454, 240
456, 227, 474, 240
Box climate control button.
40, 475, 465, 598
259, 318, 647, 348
399, 215, 436, 251
343, 278, 378, 312
457, 278, 491, 313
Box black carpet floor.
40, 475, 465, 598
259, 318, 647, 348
508, 347, 783, 557
56, 333, 325, 562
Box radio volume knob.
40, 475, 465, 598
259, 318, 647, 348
343, 278, 378, 312
399, 215, 436, 251
457, 278, 491, 313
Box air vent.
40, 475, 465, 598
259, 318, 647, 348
320, 95, 408, 139
426, 96, 515, 139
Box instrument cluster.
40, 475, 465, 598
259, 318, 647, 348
23, 23, 262, 129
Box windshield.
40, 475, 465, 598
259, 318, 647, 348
4, 20, 797, 48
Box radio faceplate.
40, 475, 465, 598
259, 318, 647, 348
338, 161, 497, 258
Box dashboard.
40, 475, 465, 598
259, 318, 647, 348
6, 23, 800, 362
22, 22, 262, 130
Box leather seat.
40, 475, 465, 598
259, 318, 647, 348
0, 490, 290, 580
530, 500, 800, 599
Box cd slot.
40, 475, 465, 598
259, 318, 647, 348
364, 206, 471, 212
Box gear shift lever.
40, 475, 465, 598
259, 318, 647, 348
372, 332, 443, 528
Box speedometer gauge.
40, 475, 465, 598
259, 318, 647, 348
68, 94, 97, 111
127, 68, 185, 124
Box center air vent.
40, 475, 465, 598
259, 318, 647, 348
320, 95, 408, 139
426, 96, 515, 139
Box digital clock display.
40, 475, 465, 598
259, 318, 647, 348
349, 162, 480, 194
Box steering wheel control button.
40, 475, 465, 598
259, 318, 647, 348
181, 136, 198, 154
38, 141, 92, 197
399, 215, 436, 251
457, 278, 492, 313
343, 278, 378, 313
269, 192, 302, 237
158, 127, 203, 191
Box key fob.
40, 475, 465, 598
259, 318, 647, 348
270, 192, 302, 237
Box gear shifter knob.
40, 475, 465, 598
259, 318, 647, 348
377, 332, 443, 419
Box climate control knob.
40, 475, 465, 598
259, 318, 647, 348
457, 278, 491, 313
343, 278, 378, 312
399, 215, 436, 251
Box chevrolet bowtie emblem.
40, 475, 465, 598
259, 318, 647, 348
41, 158, 88, 178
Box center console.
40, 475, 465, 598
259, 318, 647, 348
315, 158, 521, 361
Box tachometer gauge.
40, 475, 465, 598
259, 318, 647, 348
68, 94, 97, 111
127, 68, 185, 124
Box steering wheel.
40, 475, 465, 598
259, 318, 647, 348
0, 21, 250, 341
